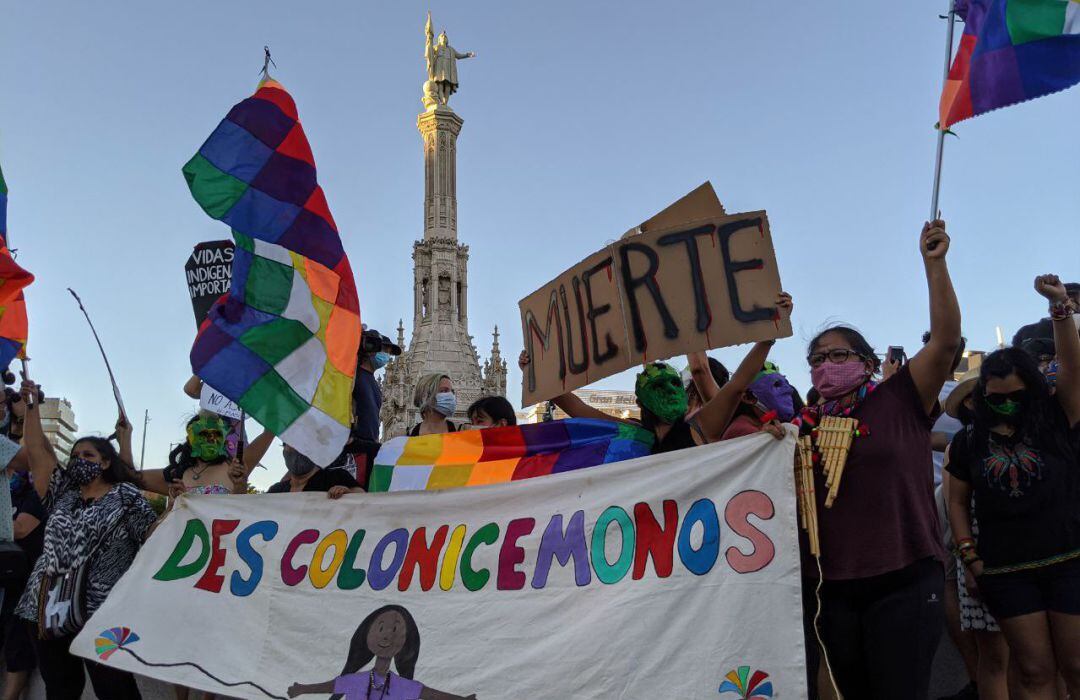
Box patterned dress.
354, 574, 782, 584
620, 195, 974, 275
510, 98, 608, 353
16, 468, 156, 624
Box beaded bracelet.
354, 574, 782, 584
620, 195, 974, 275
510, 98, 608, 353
1050, 298, 1078, 322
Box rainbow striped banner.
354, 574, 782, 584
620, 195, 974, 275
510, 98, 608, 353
370, 418, 655, 492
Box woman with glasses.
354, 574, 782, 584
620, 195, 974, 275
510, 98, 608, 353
805, 220, 961, 700
946, 275, 1080, 700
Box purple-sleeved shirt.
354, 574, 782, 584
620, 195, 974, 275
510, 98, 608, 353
815, 365, 946, 580
333, 672, 423, 700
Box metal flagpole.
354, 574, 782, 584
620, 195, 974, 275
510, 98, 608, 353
930, 0, 958, 219
139, 409, 150, 469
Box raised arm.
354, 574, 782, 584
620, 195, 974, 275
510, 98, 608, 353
694, 292, 791, 442
242, 429, 275, 474
907, 219, 961, 415
695, 340, 775, 443
686, 351, 719, 403
1037, 274, 1080, 425
183, 375, 203, 400
518, 350, 630, 424
116, 413, 135, 466
20, 381, 56, 501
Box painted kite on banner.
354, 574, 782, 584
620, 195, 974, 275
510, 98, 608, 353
940, 0, 1080, 128
0, 163, 34, 373
72, 430, 808, 698
371, 418, 655, 492
183, 77, 361, 466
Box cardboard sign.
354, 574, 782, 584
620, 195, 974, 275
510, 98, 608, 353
73, 431, 807, 699
185, 240, 234, 329
519, 185, 790, 407
200, 383, 243, 421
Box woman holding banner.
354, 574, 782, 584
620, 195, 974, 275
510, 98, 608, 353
15, 380, 163, 700
804, 220, 960, 699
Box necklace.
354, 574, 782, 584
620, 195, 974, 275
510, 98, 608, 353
190, 463, 211, 481
367, 670, 391, 700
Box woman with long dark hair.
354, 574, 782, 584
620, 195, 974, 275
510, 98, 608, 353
947, 274, 1080, 700
288, 605, 476, 700
139, 413, 273, 497
15, 380, 164, 700
803, 220, 961, 699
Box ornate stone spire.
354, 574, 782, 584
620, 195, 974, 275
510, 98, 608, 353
378, 18, 505, 438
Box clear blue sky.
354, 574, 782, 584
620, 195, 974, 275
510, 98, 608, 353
2, 2, 1078, 489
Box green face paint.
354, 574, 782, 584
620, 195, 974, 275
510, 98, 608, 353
187, 416, 228, 462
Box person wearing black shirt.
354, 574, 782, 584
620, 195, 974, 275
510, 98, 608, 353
268, 445, 364, 497
947, 274, 1080, 699
350, 328, 401, 486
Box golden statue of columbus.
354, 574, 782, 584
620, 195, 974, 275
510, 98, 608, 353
423, 13, 475, 109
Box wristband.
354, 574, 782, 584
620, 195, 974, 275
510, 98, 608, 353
955, 538, 975, 551
1050, 298, 1077, 321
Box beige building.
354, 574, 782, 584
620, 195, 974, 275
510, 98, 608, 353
39, 398, 78, 462
519, 389, 640, 424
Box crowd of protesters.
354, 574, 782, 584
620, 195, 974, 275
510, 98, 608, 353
0, 218, 1075, 700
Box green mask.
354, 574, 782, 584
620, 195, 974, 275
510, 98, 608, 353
187, 416, 228, 462
635, 363, 689, 425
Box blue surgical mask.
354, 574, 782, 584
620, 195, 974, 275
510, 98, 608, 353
434, 391, 457, 417
372, 352, 391, 370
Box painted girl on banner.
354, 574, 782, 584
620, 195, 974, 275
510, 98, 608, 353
288, 606, 477, 700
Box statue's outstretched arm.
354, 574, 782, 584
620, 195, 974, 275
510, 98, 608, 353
454, 49, 476, 59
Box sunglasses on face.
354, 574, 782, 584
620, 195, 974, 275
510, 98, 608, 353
807, 349, 865, 368
984, 390, 1026, 406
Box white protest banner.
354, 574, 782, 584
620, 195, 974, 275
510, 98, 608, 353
200, 383, 243, 421
73, 430, 807, 700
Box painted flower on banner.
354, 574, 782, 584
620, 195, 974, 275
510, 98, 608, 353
718, 666, 773, 699
95, 627, 140, 661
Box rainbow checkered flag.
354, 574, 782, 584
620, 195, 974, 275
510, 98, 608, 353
183, 78, 360, 466
0, 163, 33, 373
941, 0, 1080, 128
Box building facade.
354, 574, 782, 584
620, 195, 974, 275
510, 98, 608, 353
39, 398, 78, 463
380, 85, 507, 437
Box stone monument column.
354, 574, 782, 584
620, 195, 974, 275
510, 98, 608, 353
418, 108, 464, 241
380, 14, 503, 438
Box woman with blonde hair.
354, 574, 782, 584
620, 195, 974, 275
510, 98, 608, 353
410, 373, 458, 437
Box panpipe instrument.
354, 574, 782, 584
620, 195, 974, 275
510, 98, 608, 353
794, 435, 819, 557
814, 416, 859, 508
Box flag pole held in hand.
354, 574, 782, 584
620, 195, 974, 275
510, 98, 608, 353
930, 0, 957, 220
67, 288, 127, 421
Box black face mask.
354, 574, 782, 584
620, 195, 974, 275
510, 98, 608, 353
283, 451, 317, 477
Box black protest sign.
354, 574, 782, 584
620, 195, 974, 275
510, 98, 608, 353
185, 240, 234, 329
519, 188, 790, 407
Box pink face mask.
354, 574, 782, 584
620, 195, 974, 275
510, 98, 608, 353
811, 360, 869, 399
